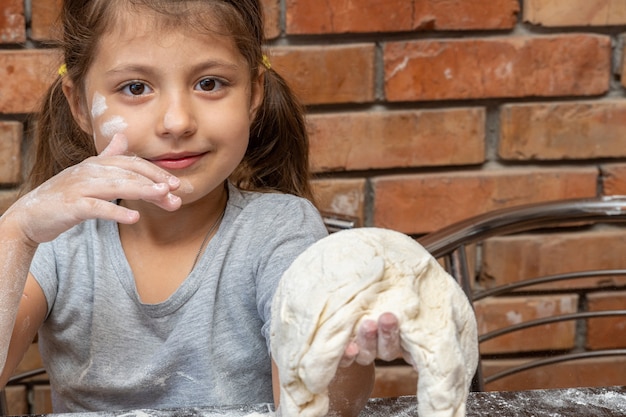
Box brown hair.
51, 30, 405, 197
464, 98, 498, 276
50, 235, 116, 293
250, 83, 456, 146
26, 0, 315, 202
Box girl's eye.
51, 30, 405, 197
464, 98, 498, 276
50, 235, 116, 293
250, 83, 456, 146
196, 78, 223, 92
122, 82, 152, 96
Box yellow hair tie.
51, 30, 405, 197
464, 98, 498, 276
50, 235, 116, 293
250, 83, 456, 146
58, 63, 67, 77
262, 54, 271, 70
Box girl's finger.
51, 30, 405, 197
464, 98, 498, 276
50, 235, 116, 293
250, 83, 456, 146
377, 312, 402, 361
96, 134, 181, 191
354, 319, 378, 366
140, 188, 182, 212
76, 157, 181, 194
82, 198, 140, 224
98, 156, 181, 191
339, 341, 359, 368
77, 178, 182, 212
99, 133, 129, 157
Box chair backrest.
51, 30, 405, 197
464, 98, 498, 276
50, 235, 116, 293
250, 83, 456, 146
321, 211, 359, 233
418, 196, 626, 392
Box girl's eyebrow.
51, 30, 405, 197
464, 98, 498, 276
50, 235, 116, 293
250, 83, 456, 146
105, 59, 241, 76
192, 59, 241, 72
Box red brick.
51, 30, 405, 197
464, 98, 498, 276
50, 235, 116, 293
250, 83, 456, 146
412, 0, 519, 31
601, 163, 626, 195
524, 0, 626, 27
0, 50, 61, 114
481, 230, 626, 289
0, 0, 25, 43
483, 356, 626, 391
308, 109, 485, 173
372, 168, 598, 234
286, 0, 518, 34
474, 295, 578, 354
500, 100, 626, 160
312, 178, 366, 227
384, 35, 610, 102
286, 0, 413, 34
31, 0, 61, 41
261, 0, 280, 39
0, 121, 22, 184
270, 45, 375, 105
586, 291, 626, 349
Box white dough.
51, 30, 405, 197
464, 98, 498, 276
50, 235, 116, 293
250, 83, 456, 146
270, 228, 478, 417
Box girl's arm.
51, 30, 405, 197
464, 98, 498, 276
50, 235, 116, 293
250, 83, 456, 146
0, 133, 183, 385
0, 270, 48, 387
0, 214, 46, 386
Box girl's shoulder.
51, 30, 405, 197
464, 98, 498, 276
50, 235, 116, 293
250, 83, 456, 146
226, 182, 327, 236
228, 182, 318, 215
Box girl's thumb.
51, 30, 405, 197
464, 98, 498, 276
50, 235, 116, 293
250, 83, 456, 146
99, 133, 129, 157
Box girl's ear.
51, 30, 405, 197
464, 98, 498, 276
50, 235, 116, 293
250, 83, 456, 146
61, 79, 94, 135
249, 69, 265, 121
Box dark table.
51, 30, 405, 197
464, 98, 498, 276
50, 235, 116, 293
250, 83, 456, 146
25, 386, 626, 417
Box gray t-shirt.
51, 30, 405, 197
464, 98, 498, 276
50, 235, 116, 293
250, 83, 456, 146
30, 183, 328, 413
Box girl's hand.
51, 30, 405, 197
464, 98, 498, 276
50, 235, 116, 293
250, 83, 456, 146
340, 312, 415, 368
7, 133, 182, 244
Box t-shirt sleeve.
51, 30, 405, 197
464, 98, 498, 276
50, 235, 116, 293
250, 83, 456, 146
29, 241, 59, 318
253, 197, 328, 351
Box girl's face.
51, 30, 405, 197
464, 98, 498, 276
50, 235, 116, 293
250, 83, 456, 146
65, 11, 263, 204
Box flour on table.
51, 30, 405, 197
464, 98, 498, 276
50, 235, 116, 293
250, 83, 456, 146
270, 228, 478, 417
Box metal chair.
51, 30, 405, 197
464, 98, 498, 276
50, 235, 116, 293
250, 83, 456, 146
418, 196, 626, 391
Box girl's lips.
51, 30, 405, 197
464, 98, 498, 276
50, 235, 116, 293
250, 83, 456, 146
150, 153, 205, 170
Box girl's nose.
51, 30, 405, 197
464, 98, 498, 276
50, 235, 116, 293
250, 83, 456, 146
157, 95, 198, 139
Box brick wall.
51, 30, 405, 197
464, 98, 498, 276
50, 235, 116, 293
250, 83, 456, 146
2, 0, 626, 410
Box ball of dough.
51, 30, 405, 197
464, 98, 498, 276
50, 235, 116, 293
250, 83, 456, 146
271, 227, 478, 417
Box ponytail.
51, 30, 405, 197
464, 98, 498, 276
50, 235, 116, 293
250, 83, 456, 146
232, 66, 315, 203
24, 76, 96, 194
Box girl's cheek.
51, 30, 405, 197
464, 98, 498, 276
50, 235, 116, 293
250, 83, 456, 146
90, 92, 129, 152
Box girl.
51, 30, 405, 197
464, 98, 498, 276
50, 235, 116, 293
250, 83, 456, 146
0, 1, 405, 416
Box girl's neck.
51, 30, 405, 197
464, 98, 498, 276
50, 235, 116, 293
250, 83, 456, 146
118, 182, 229, 245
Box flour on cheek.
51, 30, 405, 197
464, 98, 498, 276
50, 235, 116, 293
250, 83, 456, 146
91, 92, 108, 118
90, 93, 128, 143
100, 115, 129, 139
